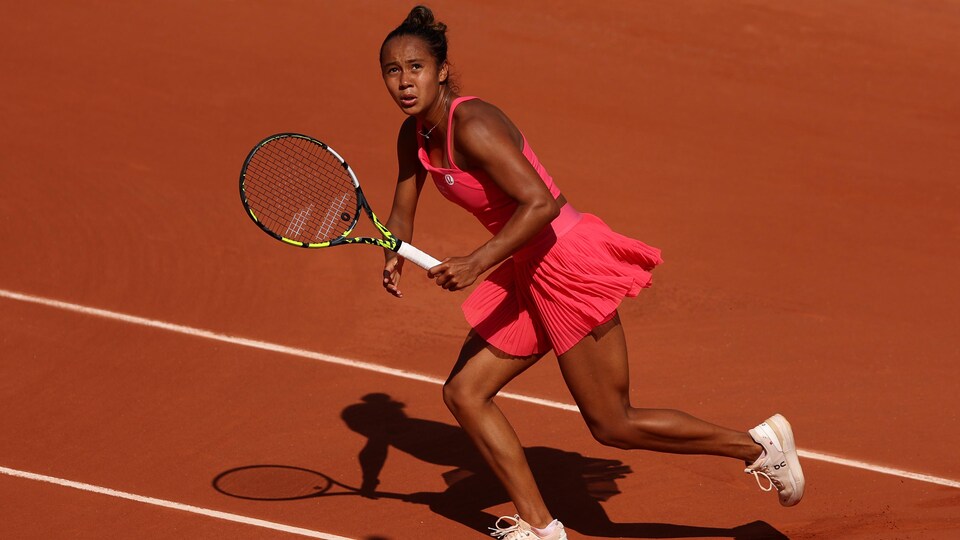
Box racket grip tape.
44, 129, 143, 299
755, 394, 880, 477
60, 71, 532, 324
396, 241, 442, 270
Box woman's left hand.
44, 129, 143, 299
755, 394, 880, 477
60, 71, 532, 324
428, 255, 486, 291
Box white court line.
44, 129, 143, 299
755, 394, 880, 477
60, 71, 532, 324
0, 465, 353, 540
0, 288, 570, 412
2, 286, 959, 493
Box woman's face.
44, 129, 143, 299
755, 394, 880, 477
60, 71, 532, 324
380, 36, 448, 117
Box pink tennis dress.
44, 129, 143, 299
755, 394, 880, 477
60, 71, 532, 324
418, 96, 663, 356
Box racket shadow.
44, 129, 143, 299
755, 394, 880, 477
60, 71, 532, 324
211, 463, 412, 502
211, 393, 787, 539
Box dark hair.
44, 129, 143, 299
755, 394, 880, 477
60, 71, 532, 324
380, 5, 450, 71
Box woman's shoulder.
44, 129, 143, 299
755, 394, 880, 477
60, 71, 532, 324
394, 116, 420, 147
453, 97, 522, 149
454, 98, 517, 135
395, 116, 422, 168
398, 115, 418, 136
454, 97, 505, 122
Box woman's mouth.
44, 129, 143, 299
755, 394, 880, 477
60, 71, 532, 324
399, 94, 417, 108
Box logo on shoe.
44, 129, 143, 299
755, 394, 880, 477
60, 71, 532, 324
773, 461, 787, 470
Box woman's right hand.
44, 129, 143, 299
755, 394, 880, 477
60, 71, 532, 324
382, 256, 404, 298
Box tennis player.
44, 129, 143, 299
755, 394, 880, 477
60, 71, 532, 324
378, 6, 804, 539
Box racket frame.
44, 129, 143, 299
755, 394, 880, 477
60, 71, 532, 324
239, 133, 440, 269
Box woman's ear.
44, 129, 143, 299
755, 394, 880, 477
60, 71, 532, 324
439, 61, 449, 83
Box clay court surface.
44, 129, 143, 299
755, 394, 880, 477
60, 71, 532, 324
2, 1, 959, 538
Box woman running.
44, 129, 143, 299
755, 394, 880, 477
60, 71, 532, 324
378, 6, 805, 539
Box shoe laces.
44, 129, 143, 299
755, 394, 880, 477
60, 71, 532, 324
745, 467, 783, 492
489, 515, 534, 539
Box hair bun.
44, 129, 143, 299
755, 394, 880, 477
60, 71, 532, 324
404, 5, 446, 33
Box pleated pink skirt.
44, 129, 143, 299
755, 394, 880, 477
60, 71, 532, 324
462, 205, 663, 357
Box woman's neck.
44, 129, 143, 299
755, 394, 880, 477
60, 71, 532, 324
419, 89, 454, 139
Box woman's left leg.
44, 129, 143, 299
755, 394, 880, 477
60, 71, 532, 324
556, 313, 761, 461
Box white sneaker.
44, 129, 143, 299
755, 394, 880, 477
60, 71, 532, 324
488, 515, 568, 540
745, 414, 805, 506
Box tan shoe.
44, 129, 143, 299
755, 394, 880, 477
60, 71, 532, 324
488, 515, 567, 539
745, 414, 806, 506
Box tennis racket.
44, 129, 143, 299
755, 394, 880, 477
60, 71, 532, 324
239, 133, 441, 270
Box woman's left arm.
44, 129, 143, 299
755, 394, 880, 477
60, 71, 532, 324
429, 105, 560, 291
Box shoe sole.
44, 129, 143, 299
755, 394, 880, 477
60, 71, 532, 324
764, 414, 805, 506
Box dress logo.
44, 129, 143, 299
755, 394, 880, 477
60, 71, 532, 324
444, 174, 455, 186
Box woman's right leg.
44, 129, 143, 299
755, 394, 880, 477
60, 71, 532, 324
443, 331, 554, 529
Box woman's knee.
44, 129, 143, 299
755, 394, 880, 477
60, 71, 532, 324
585, 416, 637, 449
442, 380, 486, 416
441, 382, 459, 412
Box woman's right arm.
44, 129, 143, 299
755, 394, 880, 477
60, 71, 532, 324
382, 117, 426, 298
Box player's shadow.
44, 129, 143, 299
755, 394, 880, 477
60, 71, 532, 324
212, 393, 786, 539
337, 392, 787, 539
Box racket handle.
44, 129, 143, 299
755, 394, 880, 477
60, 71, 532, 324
396, 241, 442, 270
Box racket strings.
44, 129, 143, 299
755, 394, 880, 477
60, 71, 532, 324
243, 136, 358, 243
